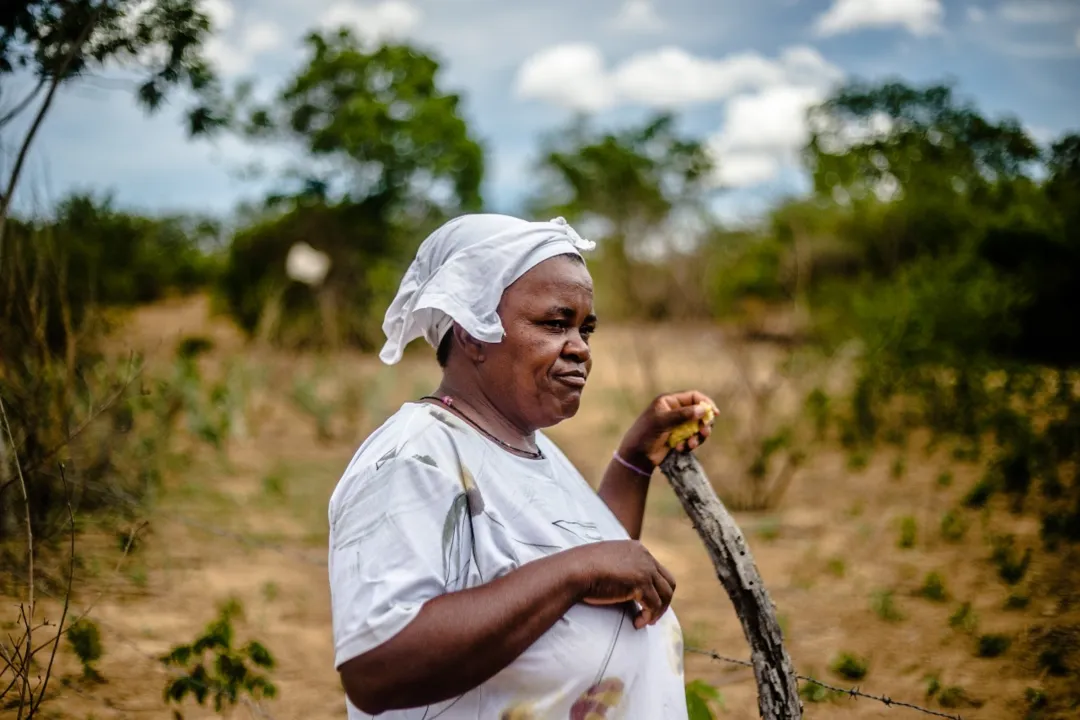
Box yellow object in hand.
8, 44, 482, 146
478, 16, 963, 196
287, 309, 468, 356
667, 402, 716, 449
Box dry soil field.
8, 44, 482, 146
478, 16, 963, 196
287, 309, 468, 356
6, 295, 1055, 719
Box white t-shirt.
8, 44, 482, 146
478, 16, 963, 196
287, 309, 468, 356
328, 401, 688, 719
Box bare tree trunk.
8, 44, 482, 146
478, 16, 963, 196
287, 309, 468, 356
660, 451, 802, 719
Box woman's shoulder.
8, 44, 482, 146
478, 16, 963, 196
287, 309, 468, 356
335, 401, 491, 486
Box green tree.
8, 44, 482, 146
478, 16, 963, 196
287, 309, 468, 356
529, 113, 714, 321
216, 29, 485, 349
238, 29, 483, 215
0, 0, 222, 249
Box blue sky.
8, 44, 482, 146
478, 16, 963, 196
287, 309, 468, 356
4, 0, 1079, 223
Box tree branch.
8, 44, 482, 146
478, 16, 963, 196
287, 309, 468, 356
0, 79, 47, 130
659, 450, 803, 719
0, 395, 33, 719
0, 6, 101, 259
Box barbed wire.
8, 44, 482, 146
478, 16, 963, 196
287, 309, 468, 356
686, 647, 965, 720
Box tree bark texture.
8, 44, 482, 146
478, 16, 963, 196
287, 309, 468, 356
659, 451, 803, 719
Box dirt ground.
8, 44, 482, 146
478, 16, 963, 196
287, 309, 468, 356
6, 295, 1057, 719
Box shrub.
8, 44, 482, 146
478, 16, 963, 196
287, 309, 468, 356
160, 598, 276, 715
976, 633, 1012, 658
67, 618, 104, 682
918, 572, 949, 602
684, 679, 725, 719
898, 516, 917, 549
949, 602, 978, 634
830, 652, 869, 681
940, 510, 968, 542
871, 590, 905, 622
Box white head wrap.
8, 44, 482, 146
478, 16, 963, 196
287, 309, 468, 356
379, 213, 596, 365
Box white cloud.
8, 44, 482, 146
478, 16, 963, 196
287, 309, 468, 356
205, 21, 285, 75
814, 0, 944, 37
611, 0, 665, 33
714, 152, 783, 187
708, 85, 828, 187
1076, 27, 1080, 48
201, 0, 235, 31
515, 44, 615, 112
998, 2, 1075, 24
243, 22, 284, 55
516, 42, 846, 187
515, 44, 842, 110
318, 0, 422, 45
967, 6, 986, 23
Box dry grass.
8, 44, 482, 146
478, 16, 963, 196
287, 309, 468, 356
3, 294, 1063, 719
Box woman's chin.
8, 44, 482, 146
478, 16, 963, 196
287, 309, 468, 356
536, 395, 582, 427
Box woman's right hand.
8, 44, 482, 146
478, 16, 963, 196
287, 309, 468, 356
564, 540, 676, 630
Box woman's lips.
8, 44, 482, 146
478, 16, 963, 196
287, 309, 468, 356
555, 372, 587, 388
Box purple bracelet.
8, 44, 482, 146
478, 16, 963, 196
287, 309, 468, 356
612, 451, 653, 478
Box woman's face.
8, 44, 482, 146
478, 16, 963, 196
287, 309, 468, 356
483, 255, 596, 430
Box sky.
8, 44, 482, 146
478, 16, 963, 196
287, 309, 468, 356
4, 0, 1080, 223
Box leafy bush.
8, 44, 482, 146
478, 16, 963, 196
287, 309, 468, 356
949, 602, 978, 634
897, 516, 917, 549
67, 618, 104, 682
976, 633, 1012, 658
0, 198, 219, 549
684, 679, 725, 719
160, 598, 276, 716
918, 572, 948, 602
871, 590, 905, 622
830, 652, 868, 681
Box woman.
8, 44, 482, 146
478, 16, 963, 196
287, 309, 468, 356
328, 213, 716, 719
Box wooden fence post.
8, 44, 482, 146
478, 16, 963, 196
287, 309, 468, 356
660, 451, 803, 719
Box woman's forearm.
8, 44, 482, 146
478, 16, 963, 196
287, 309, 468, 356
597, 447, 653, 539
338, 550, 586, 714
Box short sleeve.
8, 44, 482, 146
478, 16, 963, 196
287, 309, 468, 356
328, 454, 474, 669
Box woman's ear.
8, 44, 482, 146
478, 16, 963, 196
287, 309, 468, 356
453, 324, 485, 363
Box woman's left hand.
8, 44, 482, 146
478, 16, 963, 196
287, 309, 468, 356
619, 390, 718, 470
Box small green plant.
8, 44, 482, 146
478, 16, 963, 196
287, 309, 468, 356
128, 564, 149, 588
261, 469, 287, 499
261, 581, 279, 603
977, 633, 1012, 658
940, 510, 968, 542
1024, 687, 1049, 719
963, 476, 997, 508
685, 679, 726, 719
938, 685, 976, 709
805, 388, 830, 441
1005, 593, 1030, 610
799, 679, 842, 703
936, 471, 953, 488
67, 618, 104, 682
1034, 628, 1072, 677
949, 602, 978, 634
990, 535, 1032, 585
898, 516, 917, 549
160, 598, 276, 716
890, 455, 906, 479
846, 450, 868, 471
871, 590, 905, 622
756, 516, 781, 541
924, 672, 941, 698
918, 572, 948, 602
830, 652, 868, 681
826, 557, 846, 578
291, 374, 336, 441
